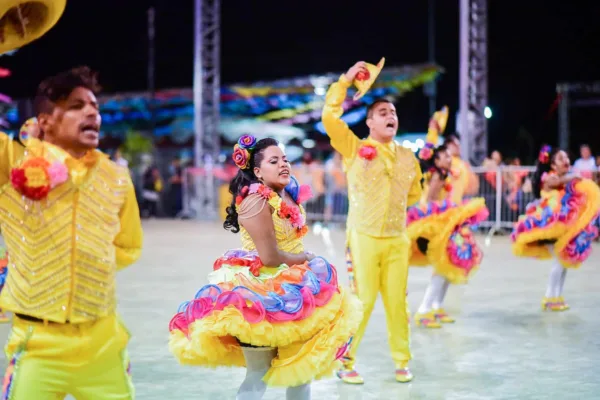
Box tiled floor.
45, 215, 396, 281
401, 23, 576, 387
2, 220, 599, 399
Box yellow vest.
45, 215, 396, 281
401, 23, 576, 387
0, 134, 143, 323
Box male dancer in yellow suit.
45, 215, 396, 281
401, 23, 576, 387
322, 61, 422, 384
0, 66, 143, 399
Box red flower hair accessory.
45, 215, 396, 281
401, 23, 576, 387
538, 145, 551, 164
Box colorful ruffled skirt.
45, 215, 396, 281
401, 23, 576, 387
407, 198, 489, 284
168, 249, 362, 387
511, 179, 600, 267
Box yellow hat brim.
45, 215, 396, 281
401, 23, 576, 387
425, 106, 450, 145
437, 105, 449, 134
353, 57, 385, 101
0, 0, 66, 54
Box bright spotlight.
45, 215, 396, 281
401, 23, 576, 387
415, 139, 424, 148
484, 106, 492, 119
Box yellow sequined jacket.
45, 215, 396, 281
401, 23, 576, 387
0, 134, 143, 323
322, 75, 423, 238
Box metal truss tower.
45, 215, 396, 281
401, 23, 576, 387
458, 0, 488, 165
193, 0, 221, 166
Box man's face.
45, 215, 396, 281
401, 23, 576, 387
367, 102, 398, 142
581, 146, 591, 159
39, 87, 101, 153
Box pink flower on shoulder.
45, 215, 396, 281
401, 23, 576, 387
358, 144, 377, 161
47, 162, 69, 188
296, 184, 313, 204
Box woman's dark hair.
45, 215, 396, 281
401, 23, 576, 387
420, 144, 450, 181
223, 138, 279, 233
532, 146, 561, 199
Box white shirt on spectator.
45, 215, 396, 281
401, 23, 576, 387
573, 157, 597, 178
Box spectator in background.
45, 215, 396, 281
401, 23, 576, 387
482, 150, 504, 189
113, 147, 129, 169
324, 151, 348, 224
168, 157, 183, 217
573, 144, 597, 179
141, 165, 163, 218
294, 151, 326, 222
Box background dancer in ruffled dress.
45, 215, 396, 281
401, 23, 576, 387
408, 107, 488, 328
512, 145, 600, 311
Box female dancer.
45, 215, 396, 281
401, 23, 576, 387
169, 136, 362, 399
408, 107, 489, 328
511, 145, 600, 311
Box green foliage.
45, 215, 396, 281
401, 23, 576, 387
121, 130, 154, 166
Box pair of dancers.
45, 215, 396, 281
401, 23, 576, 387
167, 60, 490, 396
168, 59, 424, 397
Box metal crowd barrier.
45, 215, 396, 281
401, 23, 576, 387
179, 164, 598, 237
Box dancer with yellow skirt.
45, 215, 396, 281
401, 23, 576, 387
511, 145, 600, 311
444, 134, 479, 203
321, 60, 422, 384
169, 135, 362, 400
408, 107, 489, 328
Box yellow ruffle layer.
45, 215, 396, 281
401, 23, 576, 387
169, 289, 363, 387
408, 197, 487, 284
512, 179, 600, 268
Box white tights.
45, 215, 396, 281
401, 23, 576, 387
418, 274, 450, 313
237, 347, 311, 400
545, 258, 567, 298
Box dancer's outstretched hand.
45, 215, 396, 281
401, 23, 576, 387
344, 61, 368, 82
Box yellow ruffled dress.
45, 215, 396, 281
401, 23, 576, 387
407, 177, 489, 284
169, 179, 362, 387
511, 179, 600, 267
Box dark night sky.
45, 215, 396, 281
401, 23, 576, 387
2, 0, 600, 159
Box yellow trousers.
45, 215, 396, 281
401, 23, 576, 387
2, 314, 134, 399
345, 230, 411, 369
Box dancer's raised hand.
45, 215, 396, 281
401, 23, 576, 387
344, 61, 368, 82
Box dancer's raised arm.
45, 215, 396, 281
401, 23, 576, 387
321, 62, 367, 158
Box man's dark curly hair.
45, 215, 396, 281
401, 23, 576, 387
33, 66, 101, 115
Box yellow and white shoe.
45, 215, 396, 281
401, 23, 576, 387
414, 312, 442, 328
434, 308, 455, 323
557, 297, 570, 310
336, 368, 364, 384
395, 367, 414, 383
542, 297, 567, 311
